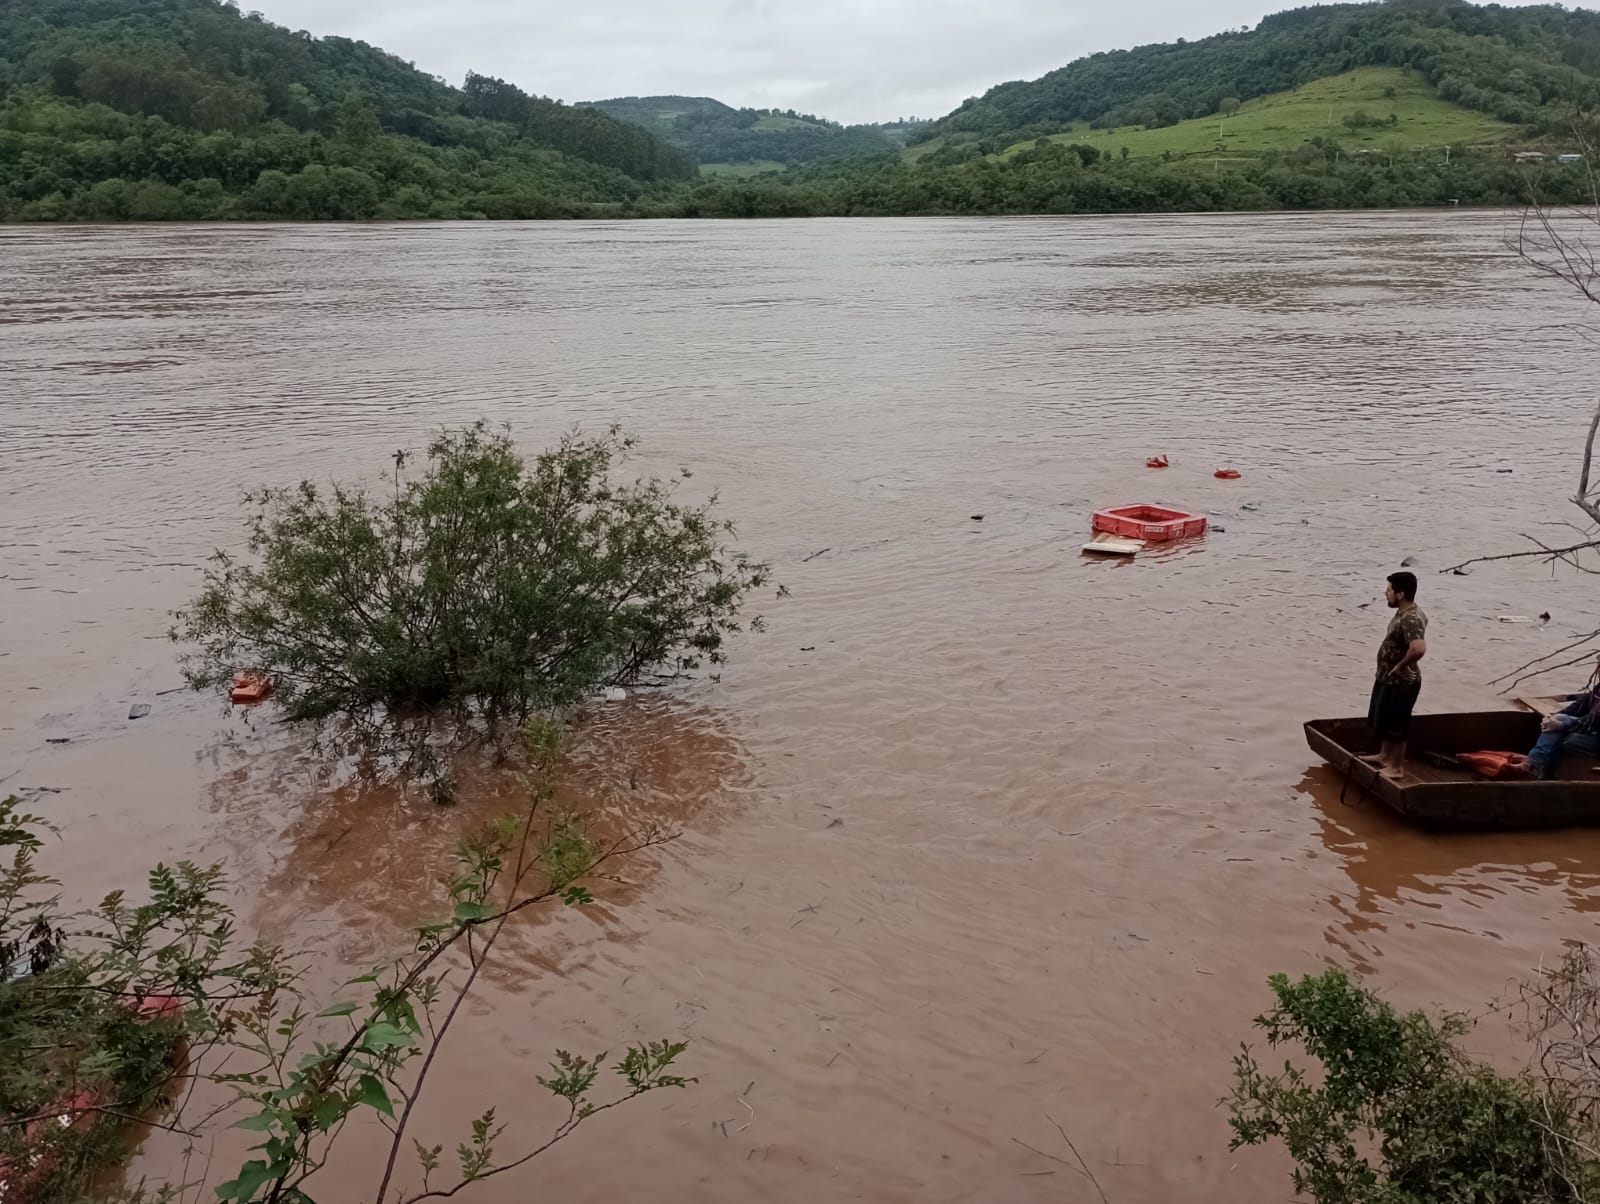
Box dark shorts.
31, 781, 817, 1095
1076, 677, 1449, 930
1369, 678, 1421, 740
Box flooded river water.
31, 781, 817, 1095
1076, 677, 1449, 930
5, 212, 1600, 1202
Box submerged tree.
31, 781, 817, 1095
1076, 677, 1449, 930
172, 422, 774, 746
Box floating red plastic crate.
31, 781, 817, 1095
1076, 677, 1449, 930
230, 672, 274, 705
1091, 504, 1207, 541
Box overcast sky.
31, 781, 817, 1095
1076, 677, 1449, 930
248, 0, 1557, 125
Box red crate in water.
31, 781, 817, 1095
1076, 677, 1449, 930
1091, 504, 1207, 542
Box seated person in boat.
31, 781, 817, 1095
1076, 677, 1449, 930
1513, 667, 1600, 779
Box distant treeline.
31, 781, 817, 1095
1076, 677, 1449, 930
3, 124, 1579, 221
659, 139, 1587, 218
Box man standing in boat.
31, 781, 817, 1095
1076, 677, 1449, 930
1364, 571, 1428, 781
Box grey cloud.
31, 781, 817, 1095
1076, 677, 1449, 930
250, 0, 1554, 124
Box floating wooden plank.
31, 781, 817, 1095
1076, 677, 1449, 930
1082, 533, 1145, 557
1513, 694, 1578, 718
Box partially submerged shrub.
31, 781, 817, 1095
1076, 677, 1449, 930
172, 423, 773, 737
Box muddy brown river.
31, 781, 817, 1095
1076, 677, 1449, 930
5, 213, 1600, 1202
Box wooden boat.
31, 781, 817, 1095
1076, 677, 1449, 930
1304, 710, 1600, 829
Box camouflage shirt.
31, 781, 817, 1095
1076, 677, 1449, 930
1376, 605, 1428, 684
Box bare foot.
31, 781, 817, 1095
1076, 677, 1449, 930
1358, 754, 1386, 769
1379, 764, 1409, 784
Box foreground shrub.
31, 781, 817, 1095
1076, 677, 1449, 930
1229, 964, 1596, 1203
1, 793, 280, 1202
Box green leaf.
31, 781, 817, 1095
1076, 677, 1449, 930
362, 1022, 414, 1051
317, 1000, 359, 1018
314, 1095, 346, 1131
355, 1072, 395, 1117
233, 1110, 281, 1132
452, 901, 488, 922
216, 1159, 274, 1202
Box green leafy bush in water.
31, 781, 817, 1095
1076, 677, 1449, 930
1229, 965, 1598, 1203
172, 423, 773, 738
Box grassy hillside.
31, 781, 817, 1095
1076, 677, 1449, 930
699, 159, 787, 178
996, 67, 1516, 161
751, 114, 817, 131
576, 95, 735, 135
920, 1, 1600, 148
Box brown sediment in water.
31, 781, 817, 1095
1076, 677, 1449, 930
5, 212, 1600, 1201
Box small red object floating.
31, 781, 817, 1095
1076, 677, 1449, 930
0, 989, 186, 1200
1145, 455, 1169, 469
135, 993, 184, 1022
230, 672, 274, 705
1092, 504, 1208, 541
1214, 468, 1242, 479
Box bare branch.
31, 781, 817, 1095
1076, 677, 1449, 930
1441, 535, 1600, 575
1047, 1115, 1110, 1204
1578, 401, 1600, 507
1496, 645, 1600, 692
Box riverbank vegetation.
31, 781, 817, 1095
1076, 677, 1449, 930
1230, 959, 1600, 1202
1, 730, 694, 1203
0, 793, 282, 1202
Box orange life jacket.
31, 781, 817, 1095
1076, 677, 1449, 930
1456, 750, 1527, 780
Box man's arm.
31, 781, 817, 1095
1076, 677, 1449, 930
1388, 637, 1426, 678
1544, 690, 1594, 732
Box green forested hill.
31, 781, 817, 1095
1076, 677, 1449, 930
1, 0, 1596, 222
922, 1, 1600, 147
580, 93, 897, 171
0, 0, 695, 220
